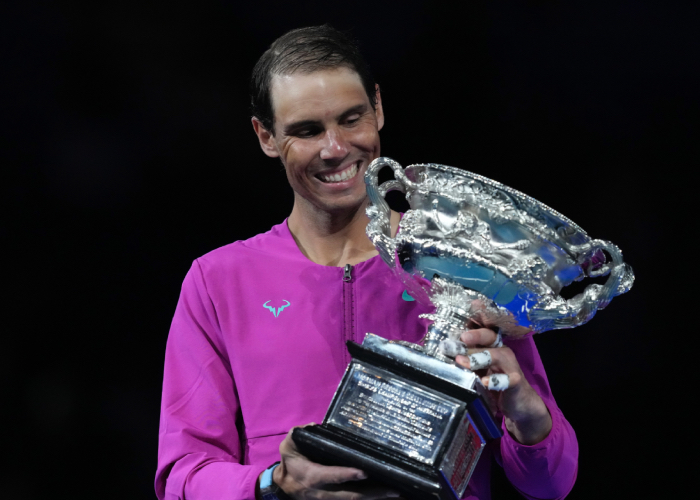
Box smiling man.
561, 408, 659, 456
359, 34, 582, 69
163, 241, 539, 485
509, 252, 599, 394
252, 65, 395, 267
156, 26, 578, 500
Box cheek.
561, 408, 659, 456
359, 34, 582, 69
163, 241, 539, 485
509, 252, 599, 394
282, 142, 317, 178
281, 141, 303, 162
352, 125, 380, 151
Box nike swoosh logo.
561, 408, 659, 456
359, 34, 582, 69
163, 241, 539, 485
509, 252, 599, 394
402, 290, 415, 302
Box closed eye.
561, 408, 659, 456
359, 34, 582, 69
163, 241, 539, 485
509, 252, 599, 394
291, 126, 322, 138
283, 118, 323, 138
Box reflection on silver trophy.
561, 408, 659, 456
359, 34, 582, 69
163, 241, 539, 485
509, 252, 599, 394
293, 157, 634, 500
365, 157, 635, 352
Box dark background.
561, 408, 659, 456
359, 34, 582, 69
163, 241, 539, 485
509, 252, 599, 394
2, 1, 696, 499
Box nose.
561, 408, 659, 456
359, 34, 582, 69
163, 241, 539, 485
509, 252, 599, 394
319, 127, 350, 162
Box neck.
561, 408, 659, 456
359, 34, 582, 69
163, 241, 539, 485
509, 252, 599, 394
287, 196, 398, 267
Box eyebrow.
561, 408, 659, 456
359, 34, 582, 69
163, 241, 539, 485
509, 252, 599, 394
282, 103, 369, 135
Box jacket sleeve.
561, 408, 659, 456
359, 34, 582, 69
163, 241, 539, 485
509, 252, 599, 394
494, 336, 579, 500
155, 260, 267, 500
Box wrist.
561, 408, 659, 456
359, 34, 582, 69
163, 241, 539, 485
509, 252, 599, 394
505, 402, 552, 445
259, 463, 293, 500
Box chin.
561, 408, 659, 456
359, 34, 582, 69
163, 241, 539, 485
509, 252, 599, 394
319, 194, 368, 215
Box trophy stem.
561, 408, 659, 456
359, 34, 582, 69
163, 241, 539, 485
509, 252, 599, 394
418, 277, 524, 359
420, 302, 475, 363
423, 324, 454, 363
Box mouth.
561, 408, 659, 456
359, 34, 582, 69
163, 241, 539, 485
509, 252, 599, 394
317, 161, 360, 183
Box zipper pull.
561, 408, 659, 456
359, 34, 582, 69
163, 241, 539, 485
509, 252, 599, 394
343, 264, 353, 282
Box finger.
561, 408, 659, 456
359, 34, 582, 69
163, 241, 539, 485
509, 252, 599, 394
482, 373, 510, 391
438, 339, 468, 357
282, 428, 367, 488
481, 370, 522, 391
486, 347, 522, 380
462, 346, 518, 372
477, 347, 523, 391
460, 327, 499, 347
468, 350, 492, 370
282, 426, 308, 456
488, 331, 503, 348
456, 347, 524, 391
305, 464, 368, 487
284, 423, 320, 455
454, 350, 492, 370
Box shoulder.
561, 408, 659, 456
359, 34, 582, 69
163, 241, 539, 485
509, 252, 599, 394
198, 219, 287, 259
191, 219, 302, 281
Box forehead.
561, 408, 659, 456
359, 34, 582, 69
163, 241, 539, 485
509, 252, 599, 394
270, 68, 369, 125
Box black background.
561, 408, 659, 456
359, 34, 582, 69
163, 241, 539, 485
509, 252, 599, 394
2, 1, 696, 499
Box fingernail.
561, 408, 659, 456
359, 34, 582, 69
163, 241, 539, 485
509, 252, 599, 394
462, 332, 474, 344
356, 471, 367, 480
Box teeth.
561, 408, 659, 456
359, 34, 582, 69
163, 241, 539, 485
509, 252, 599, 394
321, 163, 358, 183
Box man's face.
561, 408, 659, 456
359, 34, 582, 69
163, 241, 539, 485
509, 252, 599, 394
253, 67, 384, 215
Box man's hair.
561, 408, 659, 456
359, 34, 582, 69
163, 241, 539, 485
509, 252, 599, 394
250, 25, 377, 134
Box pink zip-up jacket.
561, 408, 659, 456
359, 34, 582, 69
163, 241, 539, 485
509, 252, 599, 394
156, 221, 578, 500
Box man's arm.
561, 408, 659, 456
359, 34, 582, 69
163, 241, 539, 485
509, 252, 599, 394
456, 329, 578, 500
156, 260, 266, 500
497, 335, 578, 500
157, 261, 400, 500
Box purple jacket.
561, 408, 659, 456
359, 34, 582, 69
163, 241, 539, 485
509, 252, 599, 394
156, 221, 578, 500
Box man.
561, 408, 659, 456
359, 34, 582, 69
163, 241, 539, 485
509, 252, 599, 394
156, 25, 578, 500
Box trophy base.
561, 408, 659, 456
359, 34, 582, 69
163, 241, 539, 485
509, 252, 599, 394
292, 336, 502, 500
293, 425, 449, 500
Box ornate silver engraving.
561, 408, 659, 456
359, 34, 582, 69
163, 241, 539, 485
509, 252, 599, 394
364, 157, 635, 357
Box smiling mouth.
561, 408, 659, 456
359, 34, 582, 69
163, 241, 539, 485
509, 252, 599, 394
318, 162, 359, 183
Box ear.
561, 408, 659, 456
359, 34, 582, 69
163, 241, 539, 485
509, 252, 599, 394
251, 117, 280, 158
374, 84, 384, 131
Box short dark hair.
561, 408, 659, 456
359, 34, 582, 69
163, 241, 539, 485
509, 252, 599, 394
250, 25, 377, 134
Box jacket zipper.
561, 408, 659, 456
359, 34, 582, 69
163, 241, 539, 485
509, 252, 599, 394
342, 264, 355, 365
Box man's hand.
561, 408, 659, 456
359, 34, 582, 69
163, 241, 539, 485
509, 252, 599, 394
454, 327, 552, 445
266, 427, 401, 500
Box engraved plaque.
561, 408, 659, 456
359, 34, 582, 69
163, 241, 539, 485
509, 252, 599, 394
327, 362, 461, 464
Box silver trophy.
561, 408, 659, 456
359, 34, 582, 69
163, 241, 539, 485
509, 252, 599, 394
293, 157, 634, 500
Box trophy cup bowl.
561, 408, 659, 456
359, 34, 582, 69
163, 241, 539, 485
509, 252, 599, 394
292, 157, 634, 500
365, 157, 634, 342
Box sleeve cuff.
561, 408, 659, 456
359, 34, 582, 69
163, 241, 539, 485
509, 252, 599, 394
498, 402, 579, 500
185, 461, 269, 500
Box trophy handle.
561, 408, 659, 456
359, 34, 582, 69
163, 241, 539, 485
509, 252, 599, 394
531, 239, 634, 329
364, 157, 419, 267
